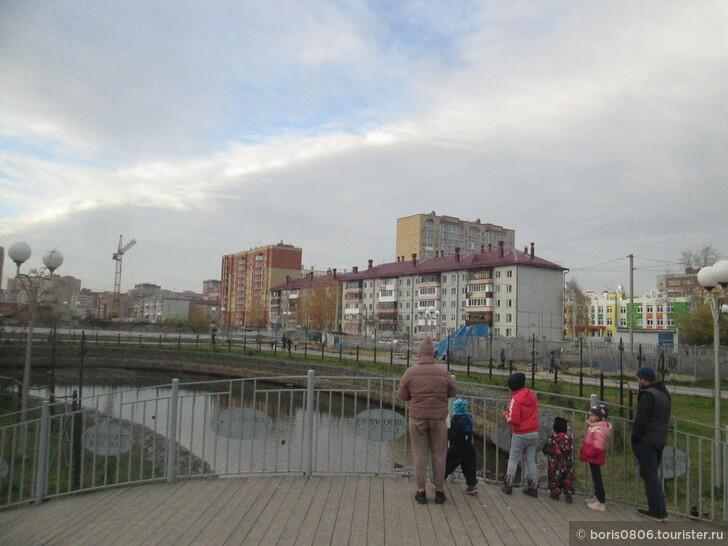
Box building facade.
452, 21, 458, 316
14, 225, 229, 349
396, 212, 516, 261
656, 269, 700, 298
271, 243, 565, 342
586, 289, 691, 341
220, 242, 302, 329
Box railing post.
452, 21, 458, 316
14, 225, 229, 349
305, 370, 315, 476
35, 401, 51, 503
590, 393, 598, 408
166, 378, 180, 484
723, 425, 728, 522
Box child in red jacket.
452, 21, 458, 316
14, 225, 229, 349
501, 372, 540, 497
579, 404, 612, 511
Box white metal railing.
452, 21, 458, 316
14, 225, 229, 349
0, 373, 726, 522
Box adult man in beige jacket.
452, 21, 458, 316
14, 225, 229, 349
397, 337, 458, 504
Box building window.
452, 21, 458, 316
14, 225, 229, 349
495, 313, 500, 322
506, 313, 512, 322
506, 285, 512, 293
646, 305, 653, 313
506, 270, 513, 278
506, 299, 512, 307
495, 271, 501, 278
505, 328, 512, 336
606, 318, 612, 326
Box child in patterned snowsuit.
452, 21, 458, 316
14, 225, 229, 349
444, 398, 478, 495
542, 416, 575, 502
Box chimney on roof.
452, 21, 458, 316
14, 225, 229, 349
412, 253, 417, 266
481, 244, 485, 253
333, 268, 337, 278
286, 275, 290, 284
499, 240, 504, 257
396, 256, 400, 263
368, 259, 373, 269
488, 243, 492, 251
455, 247, 461, 261
524, 246, 528, 253
530, 242, 535, 260
353, 266, 358, 273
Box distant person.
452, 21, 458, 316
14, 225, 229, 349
579, 405, 612, 512
632, 366, 671, 521
443, 398, 478, 496
501, 372, 540, 497
548, 350, 555, 374
397, 337, 457, 505
543, 416, 574, 502
498, 347, 506, 369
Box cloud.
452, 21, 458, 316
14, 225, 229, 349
1, 1, 727, 295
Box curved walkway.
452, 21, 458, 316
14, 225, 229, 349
0, 476, 723, 545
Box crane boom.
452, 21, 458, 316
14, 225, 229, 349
110, 235, 136, 318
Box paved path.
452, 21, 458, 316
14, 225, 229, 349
0, 476, 724, 545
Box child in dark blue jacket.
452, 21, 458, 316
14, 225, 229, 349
444, 398, 478, 495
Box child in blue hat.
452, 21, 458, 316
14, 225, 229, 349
443, 398, 478, 495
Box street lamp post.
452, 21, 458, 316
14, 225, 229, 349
8, 242, 64, 424
697, 260, 728, 486
424, 306, 440, 340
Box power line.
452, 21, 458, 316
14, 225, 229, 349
568, 256, 627, 272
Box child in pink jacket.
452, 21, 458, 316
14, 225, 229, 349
579, 404, 612, 511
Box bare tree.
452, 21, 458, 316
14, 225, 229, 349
565, 278, 590, 338
679, 245, 721, 269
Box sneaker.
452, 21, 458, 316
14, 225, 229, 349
501, 483, 513, 495
523, 487, 538, 498
548, 492, 560, 501
435, 490, 446, 504
414, 491, 427, 505
637, 509, 663, 521
584, 496, 597, 504
465, 485, 478, 496
587, 500, 606, 512
565, 495, 573, 504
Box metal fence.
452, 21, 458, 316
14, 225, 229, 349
1, 372, 726, 521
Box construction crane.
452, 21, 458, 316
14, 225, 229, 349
110, 235, 136, 318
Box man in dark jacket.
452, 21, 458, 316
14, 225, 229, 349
632, 366, 671, 521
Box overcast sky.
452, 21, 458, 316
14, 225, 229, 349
1, 1, 726, 296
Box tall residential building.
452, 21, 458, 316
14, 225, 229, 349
656, 269, 700, 298
220, 242, 302, 329
271, 243, 566, 342
396, 212, 515, 261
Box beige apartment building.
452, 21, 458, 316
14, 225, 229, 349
220, 242, 302, 329
396, 212, 515, 260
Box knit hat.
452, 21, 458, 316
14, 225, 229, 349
507, 372, 526, 392
636, 366, 656, 382
418, 336, 436, 364
553, 416, 568, 433
590, 405, 608, 421
453, 398, 468, 415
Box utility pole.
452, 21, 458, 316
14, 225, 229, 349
628, 254, 634, 353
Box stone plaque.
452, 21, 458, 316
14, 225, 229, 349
354, 409, 407, 441
83, 421, 132, 456
660, 445, 688, 479
211, 408, 272, 440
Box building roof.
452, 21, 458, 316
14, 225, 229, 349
271, 246, 565, 291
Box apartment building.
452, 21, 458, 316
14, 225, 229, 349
220, 242, 302, 329
396, 212, 515, 260
271, 242, 565, 342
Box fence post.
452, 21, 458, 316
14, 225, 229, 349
166, 378, 179, 484
599, 373, 605, 401
466, 354, 470, 375
35, 401, 51, 503
305, 370, 315, 476
590, 393, 598, 407
389, 347, 393, 366
356, 346, 360, 362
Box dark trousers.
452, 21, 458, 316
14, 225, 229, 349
444, 444, 477, 486
632, 442, 666, 517
589, 463, 605, 503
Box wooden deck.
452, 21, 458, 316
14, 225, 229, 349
0, 475, 719, 545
